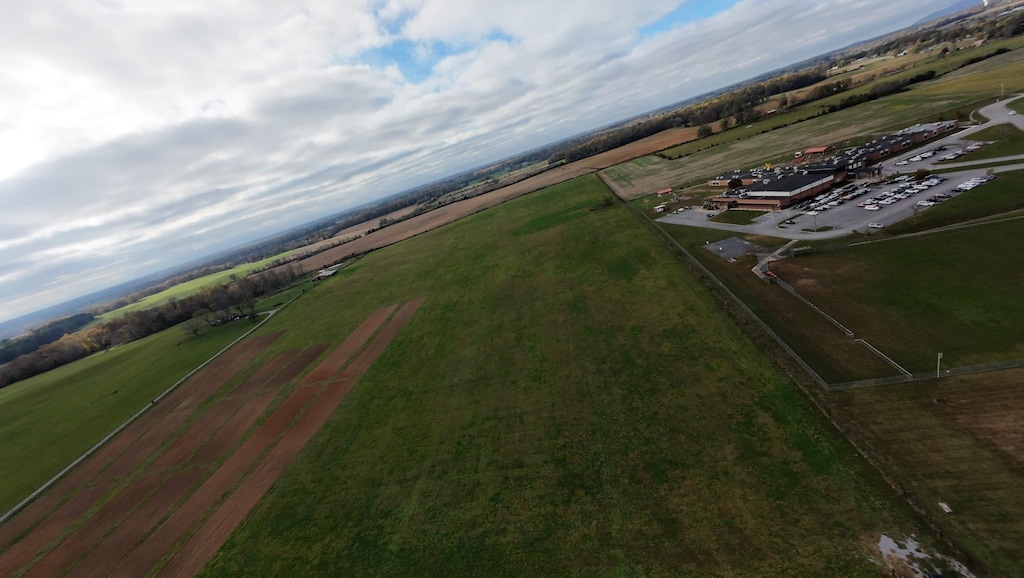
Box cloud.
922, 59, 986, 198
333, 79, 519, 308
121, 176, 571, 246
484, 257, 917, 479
0, 0, 951, 322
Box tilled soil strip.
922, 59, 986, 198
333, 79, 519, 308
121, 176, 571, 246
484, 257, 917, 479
150, 349, 305, 472
20, 346, 322, 576
110, 384, 323, 577
0, 333, 280, 570
0, 333, 276, 552
300, 304, 399, 385
64, 468, 208, 577
158, 297, 425, 577
113, 304, 403, 576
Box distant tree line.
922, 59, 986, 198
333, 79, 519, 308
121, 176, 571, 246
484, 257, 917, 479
0, 313, 94, 365
0, 266, 301, 389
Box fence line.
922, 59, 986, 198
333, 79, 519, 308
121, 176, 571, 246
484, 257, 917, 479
620, 199, 831, 390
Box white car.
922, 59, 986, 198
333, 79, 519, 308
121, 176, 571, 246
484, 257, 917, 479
1011, 111, 1018, 116
895, 160, 909, 166
864, 205, 881, 211
868, 222, 884, 229
917, 200, 934, 207
910, 156, 923, 162
805, 210, 819, 216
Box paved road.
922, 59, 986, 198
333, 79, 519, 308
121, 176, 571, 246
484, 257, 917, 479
657, 96, 1024, 240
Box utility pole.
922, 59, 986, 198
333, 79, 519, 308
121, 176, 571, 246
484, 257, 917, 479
936, 352, 943, 379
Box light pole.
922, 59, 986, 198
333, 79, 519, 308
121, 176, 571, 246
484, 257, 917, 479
936, 352, 943, 379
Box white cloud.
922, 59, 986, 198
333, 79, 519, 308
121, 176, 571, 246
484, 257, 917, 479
0, 0, 951, 322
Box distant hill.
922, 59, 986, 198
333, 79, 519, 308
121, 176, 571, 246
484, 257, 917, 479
914, 0, 982, 26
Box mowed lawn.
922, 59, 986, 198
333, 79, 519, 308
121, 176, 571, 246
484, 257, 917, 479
205, 175, 955, 576
0, 320, 255, 513
886, 169, 1024, 234
772, 218, 1024, 373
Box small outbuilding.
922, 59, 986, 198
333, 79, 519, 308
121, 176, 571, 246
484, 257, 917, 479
312, 269, 337, 282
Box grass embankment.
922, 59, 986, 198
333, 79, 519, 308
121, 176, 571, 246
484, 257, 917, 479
0, 320, 256, 513
94, 252, 295, 324
959, 122, 1024, 159
886, 169, 1024, 234
771, 218, 1024, 372
206, 175, 955, 576
711, 209, 763, 225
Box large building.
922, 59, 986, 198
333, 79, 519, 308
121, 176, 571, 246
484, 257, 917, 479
710, 168, 844, 211
705, 120, 958, 210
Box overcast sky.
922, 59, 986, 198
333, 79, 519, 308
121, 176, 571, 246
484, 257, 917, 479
0, 0, 953, 323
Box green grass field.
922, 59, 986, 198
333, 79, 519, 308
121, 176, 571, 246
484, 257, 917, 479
830, 371, 1024, 574
711, 209, 762, 225
660, 224, 899, 384
0, 319, 256, 513
886, 169, 1024, 234
94, 252, 295, 324
930, 123, 1024, 164
203, 175, 957, 576
771, 218, 1024, 373
1010, 97, 1024, 114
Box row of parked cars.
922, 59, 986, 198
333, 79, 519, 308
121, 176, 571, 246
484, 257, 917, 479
894, 142, 985, 165
856, 177, 947, 211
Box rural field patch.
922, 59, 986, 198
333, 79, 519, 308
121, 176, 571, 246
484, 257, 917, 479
202, 175, 961, 576
0, 301, 422, 576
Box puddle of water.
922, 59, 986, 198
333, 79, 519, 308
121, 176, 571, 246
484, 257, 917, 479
878, 534, 975, 578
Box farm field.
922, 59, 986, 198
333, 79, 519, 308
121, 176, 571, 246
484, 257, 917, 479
204, 175, 960, 576
770, 218, 1024, 373
0, 298, 424, 576
0, 319, 257, 513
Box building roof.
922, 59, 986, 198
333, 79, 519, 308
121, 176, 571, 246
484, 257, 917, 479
804, 146, 830, 154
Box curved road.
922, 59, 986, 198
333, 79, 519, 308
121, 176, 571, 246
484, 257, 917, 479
657, 95, 1024, 240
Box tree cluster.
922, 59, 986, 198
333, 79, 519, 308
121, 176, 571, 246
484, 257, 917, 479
0, 313, 94, 365
0, 266, 301, 389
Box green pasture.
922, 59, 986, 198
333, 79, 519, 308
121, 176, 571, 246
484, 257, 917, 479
0, 320, 255, 513
886, 169, 1024, 234
832, 373, 1024, 574
206, 175, 955, 576
771, 218, 1024, 373
94, 252, 295, 324
711, 209, 763, 225
659, 225, 898, 384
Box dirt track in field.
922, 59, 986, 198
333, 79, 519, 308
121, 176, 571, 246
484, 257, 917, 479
1, 300, 423, 577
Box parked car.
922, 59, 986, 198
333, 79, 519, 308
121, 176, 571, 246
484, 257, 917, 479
868, 222, 884, 229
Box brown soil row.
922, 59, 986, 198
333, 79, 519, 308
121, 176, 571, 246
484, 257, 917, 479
18, 345, 321, 576
300, 304, 398, 384
0, 334, 276, 552
158, 298, 426, 576
69, 468, 208, 577
0, 333, 280, 571
149, 348, 305, 472
111, 384, 325, 576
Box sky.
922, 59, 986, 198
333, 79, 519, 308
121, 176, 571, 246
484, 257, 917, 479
0, 0, 954, 323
